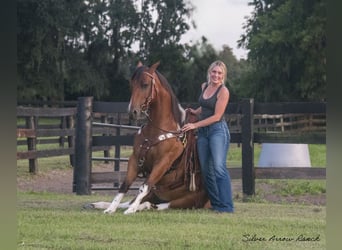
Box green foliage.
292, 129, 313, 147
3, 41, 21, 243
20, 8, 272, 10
18, 0, 87, 101
16, 0, 248, 103
17, 0, 197, 102
17, 0, 326, 103
237, 0, 326, 101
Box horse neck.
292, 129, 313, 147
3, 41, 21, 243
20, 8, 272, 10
148, 92, 179, 130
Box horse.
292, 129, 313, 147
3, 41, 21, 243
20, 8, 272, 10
89, 61, 209, 214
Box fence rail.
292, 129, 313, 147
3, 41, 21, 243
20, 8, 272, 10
72, 97, 326, 195
17, 106, 77, 173
17, 98, 326, 196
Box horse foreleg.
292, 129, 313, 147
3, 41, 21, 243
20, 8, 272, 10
103, 155, 139, 214
123, 153, 180, 214
124, 184, 150, 214
89, 199, 132, 210
103, 193, 125, 214
103, 181, 138, 214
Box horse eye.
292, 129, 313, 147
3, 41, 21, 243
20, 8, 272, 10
141, 82, 149, 89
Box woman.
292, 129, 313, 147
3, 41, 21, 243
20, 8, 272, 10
182, 60, 234, 213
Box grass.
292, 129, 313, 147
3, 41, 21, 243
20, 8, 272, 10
260, 179, 326, 196
17, 155, 71, 177
17, 139, 326, 249
17, 191, 326, 250
308, 144, 326, 167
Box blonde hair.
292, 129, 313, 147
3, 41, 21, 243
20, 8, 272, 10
207, 60, 227, 84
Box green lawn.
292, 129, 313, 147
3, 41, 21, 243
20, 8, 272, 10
17, 140, 326, 249
17, 191, 325, 250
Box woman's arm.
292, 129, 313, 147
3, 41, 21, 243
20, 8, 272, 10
182, 86, 229, 132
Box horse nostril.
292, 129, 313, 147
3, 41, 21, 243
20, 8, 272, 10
129, 109, 139, 120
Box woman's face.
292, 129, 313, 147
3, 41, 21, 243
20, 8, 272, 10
209, 65, 224, 84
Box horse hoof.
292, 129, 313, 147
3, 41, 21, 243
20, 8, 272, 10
83, 203, 95, 210
104, 208, 115, 214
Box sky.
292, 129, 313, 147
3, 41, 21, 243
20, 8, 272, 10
181, 0, 254, 59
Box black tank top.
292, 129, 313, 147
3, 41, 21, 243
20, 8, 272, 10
198, 83, 224, 121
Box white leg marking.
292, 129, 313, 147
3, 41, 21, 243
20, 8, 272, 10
90, 202, 111, 209
90, 199, 132, 210
156, 202, 170, 211
137, 202, 152, 211
124, 184, 149, 215
118, 200, 131, 209
104, 193, 125, 214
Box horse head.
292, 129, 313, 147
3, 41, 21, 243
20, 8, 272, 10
128, 61, 160, 121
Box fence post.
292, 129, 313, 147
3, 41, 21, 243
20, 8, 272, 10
59, 116, 66, 147
26, 116, 38, 173
114, 120, 121, 188
101, 115, 110, 163
74, 97, 93, 195
241, 98, 255, 196
67, 115, 75, 167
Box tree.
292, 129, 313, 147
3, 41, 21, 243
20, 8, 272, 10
132, 0, 195, 99
17, 0, 80, 101
217, 45, 242, 102
176, 37, 218, 102
237, 0, 326, 101
17, 0, 196, 102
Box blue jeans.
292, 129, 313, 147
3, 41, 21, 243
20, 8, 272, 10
197, 121, 234, 212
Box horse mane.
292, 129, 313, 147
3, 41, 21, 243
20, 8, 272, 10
155, 71, 184, 125
131, 66, 185, 125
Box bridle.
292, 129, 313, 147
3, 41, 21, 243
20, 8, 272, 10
138, 71, 183, 136
140, 71, 156, 118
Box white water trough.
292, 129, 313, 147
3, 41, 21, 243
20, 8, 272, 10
258, 143, 311, 167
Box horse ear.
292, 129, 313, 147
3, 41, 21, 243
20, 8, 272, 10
149, 61, 160, 73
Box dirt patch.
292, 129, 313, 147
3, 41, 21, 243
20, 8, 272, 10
17, 163, 326, 206
17, 168, 74, 194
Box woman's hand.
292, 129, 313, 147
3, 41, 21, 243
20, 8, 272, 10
185, 108, 199, 115
182, 123, 197, 132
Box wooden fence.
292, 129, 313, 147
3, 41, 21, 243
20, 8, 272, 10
16, 105, 117, 173
72, 97, 326, 196
17, 106, 77, 173
17, 98, 326, 196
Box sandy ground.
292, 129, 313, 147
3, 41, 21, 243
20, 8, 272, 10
17, 163, 325, 206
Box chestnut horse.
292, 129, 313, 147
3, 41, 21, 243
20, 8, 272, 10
90, 61, 209, 214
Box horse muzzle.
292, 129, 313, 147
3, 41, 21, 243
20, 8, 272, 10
129, 109, 140, 121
